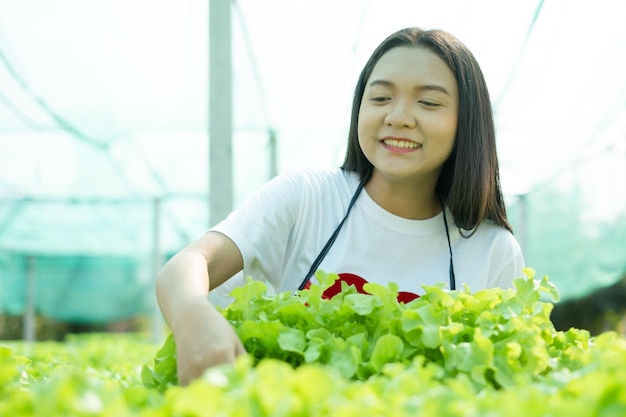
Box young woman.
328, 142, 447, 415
156, 27, 524, 385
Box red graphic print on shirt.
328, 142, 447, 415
303, 272, 419, 304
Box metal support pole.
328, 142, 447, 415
151, 198, 165, 343
518, 193, 528, 257
268, 128, 278, 179
209, 0, 233, 227
23, 255, 35, 342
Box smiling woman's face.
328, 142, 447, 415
358, 46, 459, 188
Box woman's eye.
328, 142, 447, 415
419, 100, 440, 107
371, 96, 390, 103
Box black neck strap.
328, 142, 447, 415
298, 183, 456, 292
440, 199, 456, 291
298, 181, 365, 290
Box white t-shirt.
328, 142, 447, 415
210, 168, 524, 303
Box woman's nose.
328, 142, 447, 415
384, 101, 416, 128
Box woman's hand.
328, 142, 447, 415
171, 296, 246, 386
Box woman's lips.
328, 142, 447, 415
381, 137, 422, 153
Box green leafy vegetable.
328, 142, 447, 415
2, 269, 626, 416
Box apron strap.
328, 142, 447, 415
298, 184, 456, 293
440, 198, 456, 291
297, 181, 365, 290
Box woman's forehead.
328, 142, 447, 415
367, 46, 456, 90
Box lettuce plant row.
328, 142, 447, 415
2, 269, 626, 416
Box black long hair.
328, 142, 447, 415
341, 27, 512, 234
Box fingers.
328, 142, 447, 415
176, 327, 246, 386
173, 296, 250, 386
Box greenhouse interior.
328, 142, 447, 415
1, 0, 625, 343
1, 2, 626, 415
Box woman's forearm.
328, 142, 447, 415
156, 250, 211, 331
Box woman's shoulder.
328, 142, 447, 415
455, 219, 525, 282
469, 219, 522, 254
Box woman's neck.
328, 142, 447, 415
364, 173, 441, 220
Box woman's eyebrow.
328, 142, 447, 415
367, 79, 451, 96
368, 79, 394, 88
417, 84, 452, 96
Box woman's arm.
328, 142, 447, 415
156, 231, 246, 385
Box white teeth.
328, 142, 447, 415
383, 139, 420, 149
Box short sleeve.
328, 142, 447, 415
210, 170, 303, 289
486, 231, 525, 290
